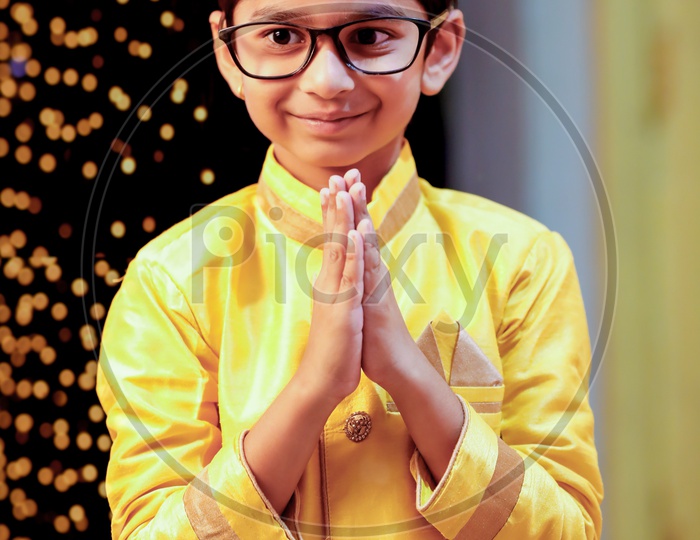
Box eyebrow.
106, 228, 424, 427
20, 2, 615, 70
248, 4, 410, 24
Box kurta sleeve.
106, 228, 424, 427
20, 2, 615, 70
96, 257, 296, 539
409, 231, 604, 539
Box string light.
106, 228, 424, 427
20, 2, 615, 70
50, 17, 66, 35
161, 11, 175, 28
82, 161, 98, 179
120, 156, 135, 174
110, 221, 126, 238
201, 168, 215, 185
137, 105, 151, 121
159, 123, 174, 140
142, 216, 156, 232
62, 68, 79, 86
0, 3, 228, 535
194, 105, 208, 122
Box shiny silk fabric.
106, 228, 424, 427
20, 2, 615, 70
97, 141, 603, 539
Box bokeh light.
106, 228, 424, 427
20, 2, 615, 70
0, 0, 258, 536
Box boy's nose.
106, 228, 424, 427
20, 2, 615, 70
297, 37, 355, 99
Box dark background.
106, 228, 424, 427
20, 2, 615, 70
0, 1, 446, 537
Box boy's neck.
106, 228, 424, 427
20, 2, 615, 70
272, 138, 405, 201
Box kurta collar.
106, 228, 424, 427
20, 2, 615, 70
256, 141, 421, 245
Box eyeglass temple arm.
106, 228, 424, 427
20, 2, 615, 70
218, 11, 227, 34
430, 8, 451, 30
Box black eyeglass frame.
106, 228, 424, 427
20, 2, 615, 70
218, 8, 451, 79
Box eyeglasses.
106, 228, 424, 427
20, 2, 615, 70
218, 9, 451, 79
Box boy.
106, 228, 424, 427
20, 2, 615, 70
96, 0, 603, 538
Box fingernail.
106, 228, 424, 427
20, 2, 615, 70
360, 184, 366, 201
347, 231, 356, 253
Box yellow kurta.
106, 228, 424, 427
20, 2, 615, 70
97, 142, 603, 539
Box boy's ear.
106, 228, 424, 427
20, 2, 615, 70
421, 10, 465, 96
209, 10, 245, 100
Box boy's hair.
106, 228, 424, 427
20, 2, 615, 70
218, 0, 457, 25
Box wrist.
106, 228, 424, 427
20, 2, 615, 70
373, 337, 423, 397
291, 365, 343, 415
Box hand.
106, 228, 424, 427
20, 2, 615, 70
315, 171, 464, 486
339, 170, 414, 389
297, 176, 365, 406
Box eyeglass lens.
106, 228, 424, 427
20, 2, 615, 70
231, 19, 421, 77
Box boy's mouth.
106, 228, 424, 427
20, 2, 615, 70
292, 112, 365, 122
289, 111, 368, 134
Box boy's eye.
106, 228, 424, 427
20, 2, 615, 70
264, 27, 305, 46
351, 27, 390, 46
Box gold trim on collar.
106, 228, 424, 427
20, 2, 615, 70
257, 172, 421, 247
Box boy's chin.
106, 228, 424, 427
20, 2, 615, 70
281, 137, 402, 172
279, 142, 372, 171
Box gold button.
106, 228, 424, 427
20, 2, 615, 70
344, 411, 371, 442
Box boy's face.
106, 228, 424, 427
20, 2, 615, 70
225, 0, 457, 184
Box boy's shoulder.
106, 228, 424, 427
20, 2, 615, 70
419, 180, 550, 239
128, 183, 259, 281
417, 181, 572, 278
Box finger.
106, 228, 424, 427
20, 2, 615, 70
349, 181, 371, 230
343, 168, 361, 191
320, 188, 330, 234
316, 187, 337, 296
357, 217, 385, 304
339, 229, 364, 302
357, 215, 379, 255
333, 190, 354, 239
322, 191, 352, 291
326, 175, 342, 234
326, 176, 338, 232
357, 217, 379, 265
